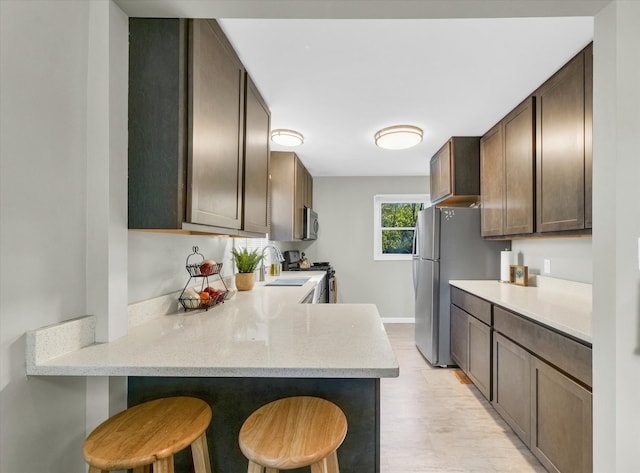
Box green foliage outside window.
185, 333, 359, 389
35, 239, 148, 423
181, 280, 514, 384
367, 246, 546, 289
380, 202, 422, 254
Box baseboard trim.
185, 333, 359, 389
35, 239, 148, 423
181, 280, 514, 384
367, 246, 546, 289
381, 317, 415, 324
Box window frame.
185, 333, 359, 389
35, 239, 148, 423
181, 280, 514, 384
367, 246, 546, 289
373, 194, 429, 261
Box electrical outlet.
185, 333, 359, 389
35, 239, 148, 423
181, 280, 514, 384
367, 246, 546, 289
543, 259, 551, 274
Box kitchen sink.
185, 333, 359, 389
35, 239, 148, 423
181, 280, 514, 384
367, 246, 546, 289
265, 278, 311, 287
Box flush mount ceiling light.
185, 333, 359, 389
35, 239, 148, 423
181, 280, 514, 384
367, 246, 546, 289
271, 129, 304, 147
374, 125, 423, 150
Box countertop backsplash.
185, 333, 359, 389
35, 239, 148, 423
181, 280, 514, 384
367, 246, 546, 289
128, 232, 234, 304
511, 237, 592, 284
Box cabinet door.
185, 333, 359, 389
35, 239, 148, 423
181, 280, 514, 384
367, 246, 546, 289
450, 304, 468, 372
531, 357, 592, 473
480, 123, 504, 236
305, 170, 313, 209
584, 44, 593, 229
269, 151, 296, 241
188, 19, 245, 229
294, 158, 306, 239
430, 141, 451, 202
504, 97, 535, 235
243, 75, 270, 234
493, 333, 531, 446
467, 315, 492, 400
536, 51, 585, 232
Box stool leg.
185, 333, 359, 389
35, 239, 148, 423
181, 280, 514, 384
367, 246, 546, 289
88, 467, 108, 473
247, 460, 265, 473
133, 466, 151, 473
310, 450, 340, 473
265, 468, 278, 473
310, 459, 327, 473
191, 432, 212, 473
325, 450, 340, 473
152, 456, 174, 473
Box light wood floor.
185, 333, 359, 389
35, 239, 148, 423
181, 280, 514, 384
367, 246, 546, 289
381, 323, 547, 473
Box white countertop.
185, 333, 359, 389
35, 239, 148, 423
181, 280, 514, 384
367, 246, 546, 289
449, 276, 592, 344
27, 272, 399, 378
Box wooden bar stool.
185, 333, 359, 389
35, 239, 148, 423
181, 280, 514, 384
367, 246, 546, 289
83, 396, 212, 473
239, 396, 348, 473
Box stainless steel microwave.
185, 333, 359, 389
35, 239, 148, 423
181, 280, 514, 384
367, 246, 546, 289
303, 207, 319, 240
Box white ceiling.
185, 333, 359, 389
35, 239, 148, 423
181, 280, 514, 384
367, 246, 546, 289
219, 18, 593, 176
115, 1, 597, 177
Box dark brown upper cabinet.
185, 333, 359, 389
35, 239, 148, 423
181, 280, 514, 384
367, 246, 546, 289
480, 123, 505, 237
480, 43, 592, 239
188, 19, 245, 230
242, 76, 271, 234
270, 151, 313, 241
128, 19, 270, 237
584, 43, 593, 229
430, 137, 481, 207
481, 98, 535, 237
535, 45, 592, 233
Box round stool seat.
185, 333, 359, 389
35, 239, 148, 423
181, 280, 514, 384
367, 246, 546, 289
83, 396, 212, 472
239, 396, 347, 471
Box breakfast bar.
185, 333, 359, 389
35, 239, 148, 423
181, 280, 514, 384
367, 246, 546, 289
26, 272, 399, 472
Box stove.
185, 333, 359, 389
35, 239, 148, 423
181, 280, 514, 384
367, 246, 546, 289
288, 262, 332, 272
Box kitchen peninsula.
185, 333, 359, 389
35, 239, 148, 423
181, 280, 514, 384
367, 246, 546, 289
27, 272, 399, 472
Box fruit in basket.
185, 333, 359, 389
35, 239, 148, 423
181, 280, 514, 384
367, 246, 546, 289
199, 291, 211, 307
182, 289, 200, 309
199, 259, 217, 276
204, 286, 224, 298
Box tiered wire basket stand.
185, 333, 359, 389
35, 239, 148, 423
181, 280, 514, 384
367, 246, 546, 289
178, 246, 229, 311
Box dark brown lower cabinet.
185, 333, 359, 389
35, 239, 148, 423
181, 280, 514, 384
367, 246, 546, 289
493, 331, 592, 473
451, 285, 592, 473
531, 357, 593, 473
467, 315, 492, 400
493, 333, 531, 446
450, 302, 491, 401
450, 304, 468, 372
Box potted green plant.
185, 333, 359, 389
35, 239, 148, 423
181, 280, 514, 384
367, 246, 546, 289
231, 247, 264, 291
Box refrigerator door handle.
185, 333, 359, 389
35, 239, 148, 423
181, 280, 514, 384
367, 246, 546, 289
412, 221, 419, 292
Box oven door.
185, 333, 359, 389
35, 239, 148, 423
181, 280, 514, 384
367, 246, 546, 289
303, 207, 319, 240
327, 273, 335, 303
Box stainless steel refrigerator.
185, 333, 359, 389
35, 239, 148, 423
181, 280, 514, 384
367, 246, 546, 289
412, 207, 509, 366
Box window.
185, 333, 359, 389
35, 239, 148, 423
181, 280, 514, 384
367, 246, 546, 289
373, 194, 429, 261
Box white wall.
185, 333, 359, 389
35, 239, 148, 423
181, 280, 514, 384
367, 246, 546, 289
511, 238, 592, 283
592, 2, 640, 470
289, 176, 428, 320
0, 2, 92, 471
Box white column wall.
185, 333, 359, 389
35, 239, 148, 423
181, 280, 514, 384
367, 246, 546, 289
86, 0, 128, 344
592, 1, 640, 470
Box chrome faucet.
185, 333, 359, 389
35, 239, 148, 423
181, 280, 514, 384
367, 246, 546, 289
259, 245, 285, 281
